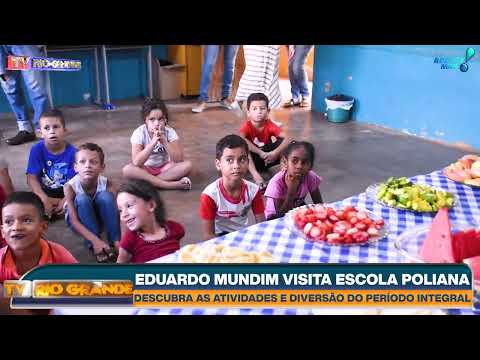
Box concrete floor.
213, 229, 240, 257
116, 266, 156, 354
0, 91, 471, 263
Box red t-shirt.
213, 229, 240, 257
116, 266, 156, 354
120, 220, 184, 263
239, 119, 281, 147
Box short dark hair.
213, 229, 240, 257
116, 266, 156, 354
40, 108, 66, 128
216, 134, 249, 160
2, 191, 47, 221
77, 143, 105, 165
141, 98, 169, 124
282, 140, 316, 164
247, 93, 269, 110
117, 180, 166, 226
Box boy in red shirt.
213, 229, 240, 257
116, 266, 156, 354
239, 93, 289, 191
0, 191, 77, 283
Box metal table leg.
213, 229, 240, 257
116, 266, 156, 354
148, 45, 153, 98
101, 45, 114, 110
43, 46, 54, 108
93, 46, 101, 105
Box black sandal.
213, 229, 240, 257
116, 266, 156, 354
92, 249, 110, 263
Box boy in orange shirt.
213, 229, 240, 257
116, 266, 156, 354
239, 93, 289, 192
0, 191, 77, 284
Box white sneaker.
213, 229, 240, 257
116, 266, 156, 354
192, 102, 207, 113
230, 100, 241, 110
220, 98, 233, 110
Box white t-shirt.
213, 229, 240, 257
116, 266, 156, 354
199, 179, 265, 234
130, 124, 179, 168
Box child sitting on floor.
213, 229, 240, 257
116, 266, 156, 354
239, 92, 289, 192
64, 143, 121, 263
0, 157, 14, 247
0, 191, 77, 283
116, 179, 185, 263
26, 109, 76, 220
122, 98, 192, 190
264, 141, 323, 220
199, 134, 265, 240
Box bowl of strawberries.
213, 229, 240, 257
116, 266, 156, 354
284, 204, 387, 246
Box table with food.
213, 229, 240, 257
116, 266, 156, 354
54, 155, 480, 315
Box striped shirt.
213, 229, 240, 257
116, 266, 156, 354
235, 45, 282, 109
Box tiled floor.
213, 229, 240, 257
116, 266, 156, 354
0, 81, 470, 263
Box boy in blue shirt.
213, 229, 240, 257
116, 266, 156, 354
26, 109, 76, 220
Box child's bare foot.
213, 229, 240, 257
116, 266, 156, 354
169, 177, 192, 190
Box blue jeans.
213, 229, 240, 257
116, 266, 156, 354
288, 45, 313, 101
0, 45, 49, 132
65, 191, 121, 248
199, 45, 239, 102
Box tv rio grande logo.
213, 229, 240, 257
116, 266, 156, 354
434, 47, 476, 72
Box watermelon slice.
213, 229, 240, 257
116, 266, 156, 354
453, 229, 480, 261
419, 208, 459, 263
463, 256, 480, 282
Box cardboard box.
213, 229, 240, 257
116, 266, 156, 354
152, 59, 186, 100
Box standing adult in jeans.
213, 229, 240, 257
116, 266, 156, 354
192, 45, 239, 113
0, 45, 50, 145
284, 45, 313, 108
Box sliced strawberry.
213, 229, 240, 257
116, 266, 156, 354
367, 227, 379, 236
335, 211, 345, 220
343, 234, 354, 244
336, 221, 352, 230
346, 211, 358, 220
363, 218, 373, 226
349, 216, 358, 225
375, 224, 383, 230
356, 212, 368, 220
303, 222, 313, 235
355, 222, 367, 230
328, 215, 339, 222
353, 231, 369, 243
374, 219, 385, 226
326, 233, 340, 242
346, 227, 359, 235
326, 207, 336, 216
310, 226, 321, 238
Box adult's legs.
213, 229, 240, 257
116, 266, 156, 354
198, 45, 220, 102
14, 45, 49, 132
291, 45, 313, 100
94, 191, 121, 246
221, 45, 239, 99
0, 68, 30, 132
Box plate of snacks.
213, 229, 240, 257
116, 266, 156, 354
284, 203, 387, 246
443, 154, 480, 188
366, 176, 456, 213
177, 242, 276, 263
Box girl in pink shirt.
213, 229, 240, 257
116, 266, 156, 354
116, 179, 185, 263
264, 141, 323, 220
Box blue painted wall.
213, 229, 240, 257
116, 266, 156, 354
0, 45, 167, 111
312, 45, 480, 149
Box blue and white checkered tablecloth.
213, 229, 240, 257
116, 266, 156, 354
135, 170, 480, 315
54, 170, 479, 315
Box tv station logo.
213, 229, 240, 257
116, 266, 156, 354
3, 280, 133, 298
7, 55, 82, 72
